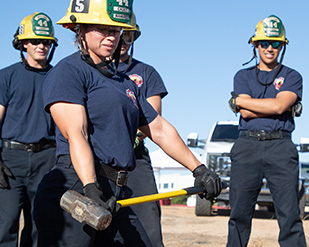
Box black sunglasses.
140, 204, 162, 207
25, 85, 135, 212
29, 39, 53, 46
259, 41, 282, 49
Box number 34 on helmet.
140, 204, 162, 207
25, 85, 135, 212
248, 15, 288, 45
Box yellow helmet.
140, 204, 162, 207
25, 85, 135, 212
57, 0, 133, 31
123, 12, 141, 41
249, 15, 288, 44
13, 12, 57, 50
124, 13, 139, 31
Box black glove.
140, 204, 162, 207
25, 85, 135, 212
193, 164, 222, 200
228, 91, 239, 114
83, 182, 117, 213
0, 160, 14, 189
292, 101, 302, 118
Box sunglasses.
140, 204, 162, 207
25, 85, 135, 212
29, 39, 53, 46
259, 41, 282, 49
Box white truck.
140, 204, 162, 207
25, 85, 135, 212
187, 121, 308, 218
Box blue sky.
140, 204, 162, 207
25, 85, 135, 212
1, 1, 309, 161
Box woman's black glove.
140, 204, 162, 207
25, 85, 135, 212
292, 101, 302, 118
83, 182, 117, 213
228, 91, 239, 114
0, 160, 14, 189
193, 164, 222, 200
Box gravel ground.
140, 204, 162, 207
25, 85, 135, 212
161, 205, 309, 247
19, 205, 309, 246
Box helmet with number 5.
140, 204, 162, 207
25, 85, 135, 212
57, 0, 133, 31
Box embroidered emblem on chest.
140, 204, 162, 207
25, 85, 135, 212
273, 77, 284, 90
126, 89, 139, 109
129, 74, 143, 87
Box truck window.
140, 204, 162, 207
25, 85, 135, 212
301, 163, 309, 174
211, 124, 239, 142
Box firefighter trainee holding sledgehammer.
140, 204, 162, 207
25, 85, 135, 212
33, 0, 222, 246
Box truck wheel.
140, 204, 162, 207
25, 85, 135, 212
195, 196, 213, 216
299, 186, 306, 220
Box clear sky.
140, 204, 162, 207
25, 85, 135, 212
1, 0, 309, 161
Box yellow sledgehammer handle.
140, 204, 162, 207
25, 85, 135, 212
117, 186, 205, 207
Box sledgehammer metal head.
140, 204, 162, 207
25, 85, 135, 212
60, 190, 112, 231
60, 185, 226, 231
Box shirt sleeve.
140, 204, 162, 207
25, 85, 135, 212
234, 69, 252, 96
43, 61, 87, 112
136, 87, 158, 127
0, 67, 10, 107
280, 69, 302, 100
143, 66, 168, 99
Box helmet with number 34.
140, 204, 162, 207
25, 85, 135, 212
57, 0, 133, 31
249, 15, 288, 44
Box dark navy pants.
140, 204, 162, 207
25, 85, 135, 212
33, 155, 152, 247
227, 136, 306, 247
0, 147, 56, 247
115, 142, 163, 247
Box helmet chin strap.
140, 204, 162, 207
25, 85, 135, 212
242, 47, 257, 66
117, 32, 135, 73
47, 42, 58, 65
242, 44, 286, 86
255, 44, 286, 86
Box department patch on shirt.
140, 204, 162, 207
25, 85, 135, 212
273, 77, 284, 90
129, 74, 143, 87
126, 89, 139, 109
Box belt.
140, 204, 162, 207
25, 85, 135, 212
2, 139, 56, 152
57, 155, 128, 187
97, 161, 128, 187
239, 130, 291, 141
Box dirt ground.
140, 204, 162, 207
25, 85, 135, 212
19, 205, 309, 246
161, 205, 309, 247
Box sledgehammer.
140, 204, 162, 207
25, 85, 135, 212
60, 186, 205, 231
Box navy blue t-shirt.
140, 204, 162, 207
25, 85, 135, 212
0, 62, 55, 143
118, 58, 168, 99
43, 52, 158, 170
234, 65, 302, 132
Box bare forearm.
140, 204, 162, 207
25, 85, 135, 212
50, 103, 96, 186
69, 134, 96, 186
141, 116, 201, 172
239, 109, 268, 119
236, 91, 297, 116
237, 97, 283, 115
160, 131, 201, 172
0, 105, 5, 127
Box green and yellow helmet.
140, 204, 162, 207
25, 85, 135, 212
57, 0, 133, 31
249, 15, 288, 44
123, 12, 141, 42
13, 12, 57, 51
